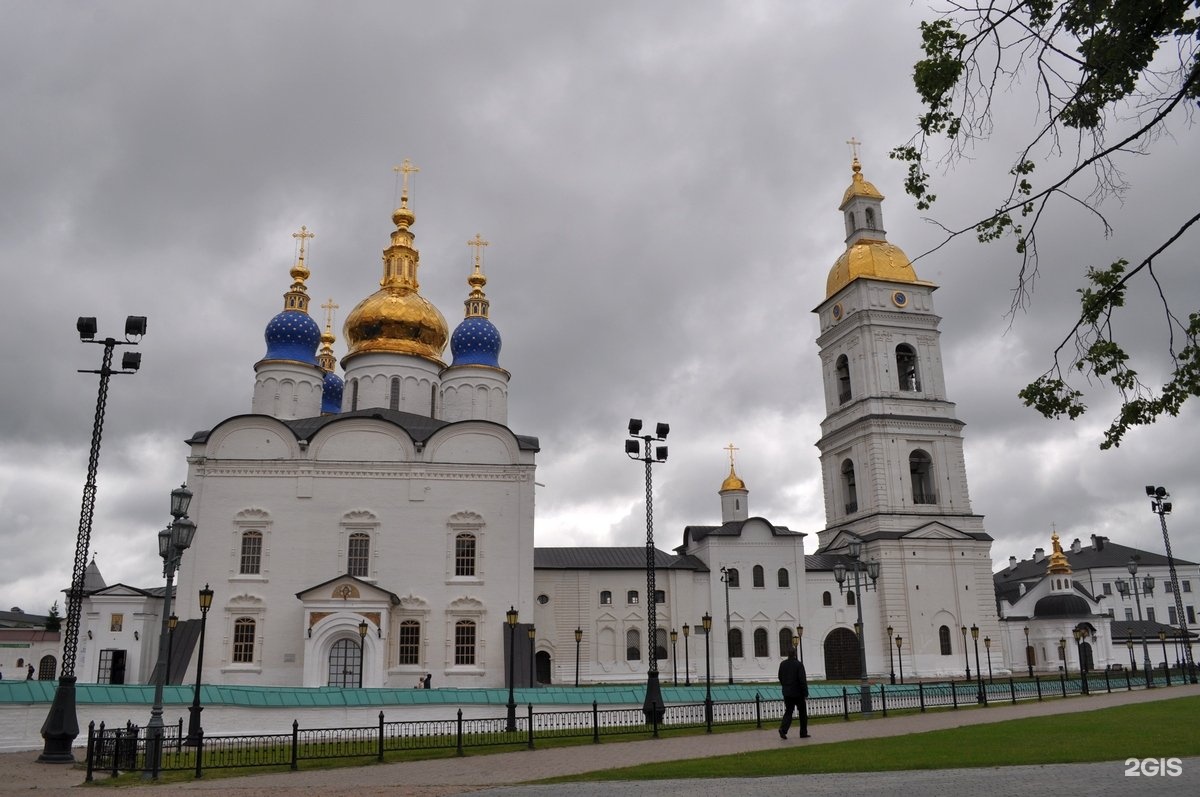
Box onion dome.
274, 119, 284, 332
342, 159, 449, 367
261, 226, 320, 366
1047, 531, 1072, 575
719, 444, 747, 492
317, 298, 344, 414
1034, 593, 1090, 617
825, 157, 920, 298
450, 233, 502, 368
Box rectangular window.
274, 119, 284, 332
599, 590, 612, 605
454, 621, 476, 666
1184, 581, 1193, 593
240, 531, 263, 575
1102, 582, 1112, 596
627, 590, 639, 605
454, 534, 476, 577
233, 618, 256, 663
1169, 606, 1178, 624
654, 590, 666, 605
1188, 606, 1196, 624
1165, 580, 1174, 593
1125, 609, 1134, 621
347, 533, 370, 578
109, 614, 123, 632
1146, 607, 1156, 622
397, 621, 420, 665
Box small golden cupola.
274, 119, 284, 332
342, 159, 449, 367
825, 140, 922, 299
1047, 531, 1073, 576
719, 443, 749, 523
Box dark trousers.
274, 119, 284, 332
780, 696, 807, 736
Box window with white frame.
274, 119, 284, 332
454, 620, 476, 665
233, 617, 256, 663
398, 620, 421, 665
239, 530, 263, 575
446, 512, 485, 581
454, 533, 476, 577
347, 532, 370, 577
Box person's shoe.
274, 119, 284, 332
799, 733, 810, 738
778, 729, 787, 739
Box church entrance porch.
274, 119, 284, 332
823, 628, 861, 680
327, 638, 364, 687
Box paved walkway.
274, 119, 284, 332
2, 684, 1196, 795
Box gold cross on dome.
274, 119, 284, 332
320, 297, 339, 330
724, 442, 739, 468
393, 158, 420, 200
292, 225, 314, 261
846, 137, 862, 160
467, 233, 489, 270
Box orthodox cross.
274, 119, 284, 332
846, 136, 862, 160
467, 233, 489, 271
393, 158, 419, 203
724, 442, 739, 469
321, 298, 339, 331
292, 225, 314, 261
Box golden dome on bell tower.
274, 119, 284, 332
342, 159, 449, 367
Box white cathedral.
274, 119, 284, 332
75, 156, 1172, 693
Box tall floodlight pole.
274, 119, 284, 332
833, 536, 879, 715
146, 485, 197, 780
184, 585, 213, 746
1147, 486, 1197, 683
39, 316, 146, 764
625, 418, 668, 725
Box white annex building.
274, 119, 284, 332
67, 158, 1196, 691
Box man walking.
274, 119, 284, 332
778, 646, 808, 739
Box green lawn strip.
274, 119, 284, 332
538, 697, 1200, 783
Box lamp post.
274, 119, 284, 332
528, 626, 536, 687
1059, 637, 1067, 680
970, 624, 983, 704
574, 628, 582, 688
702, 613, 713, 728
166, 615, 178, 685
625, 418, 669, 724
682, 624, 691, 685
896, 636, 904, 684
39, 315, 146, 764
1158, 630, 1171, 686
1024, 625, 1033, 677
1115, 558, 1155, 688
887, 625, 896, 685
1147, 485, 1196, 683
670, 629, 678, 685
984, 635, 993, 684
146, 485, 197, 780
505, 606, 518, 732
357, 620, 368, 688
184, 584, 213, 746
720, 566, 734, 684
1070, 628, 1089, 694
960, 625, 971, 679
833, 536, 879, 715
796, 625, 804, 666
1127, 633, 1136, 671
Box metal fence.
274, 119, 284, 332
83, 670, 1166, 781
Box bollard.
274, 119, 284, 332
456, 709, 464, 756
951, 681, 958, 710
918, 682, 926, 713
755, 691, 762, 729
592, 701, 600, 744
879, 684, 887, 717
842, 687, 849, 721
1009, 676, 1016, 705
85, 721, 96, 783
193, 727, 204, 779
290, 720, 299, 771
527, 704, 534, 749
1035, 675, 1042, 701
378, 711, 385, 762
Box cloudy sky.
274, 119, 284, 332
2, 2, 1197, 616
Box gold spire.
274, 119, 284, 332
840, 139, 884, 206
318, 298, 339, 372
720, 442, 747, 492
465, 233, 490, 318
284, 226, 314, 313
1047, 530, 1072, 575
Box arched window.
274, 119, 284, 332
239, 530, 263, 575
397, 620, 420, 665
779, 628, 793, 656
454, 620, 476, 665
752, 565, 765, 588
865, 207, 877, 229
753, 628, 769, 657
836, 354, 853, 404
844, 211, 855, 237
822, 591, 833, 607
729, 628, 744, 659
910, 450, 936, 504
939, 625, 952, 655
38, 655, 56, 681
655, 628, 668, 660
389, 377, 400, 410
233, 617, 256, 663
627, 590, 640, 605
626, 628, 641, 661
841, 459, 858, 513
347, 532, 370, 577
724, 568, 740, 588
350, 379, 359, 411
846, 591, 856, 606
600, 590, 612, 605
454, 533, 476, 577
777, 568, 789, 588
896, 344, 920, 391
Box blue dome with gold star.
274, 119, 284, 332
450, 315, 502, 367
321, 369, 344, 413
264, 310, 321, 365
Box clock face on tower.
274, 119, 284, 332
891, 290, 908, 308
831, 302, 844, 322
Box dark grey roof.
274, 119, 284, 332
804, 553, 854, 571
678, 518, 803, 551
0, 610, 51, 628
1033, 593, 1093, 618
188, 407, 539, 451
534, 547, 703, 571
1110, 618, 1198, 640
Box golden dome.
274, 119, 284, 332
1047, 531, 1072, 575
342, 160, 449, 366
839, 157, 884, 208
826, 240, 918, 297
720, 464, 747, 492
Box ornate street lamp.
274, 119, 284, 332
1023, 625, 1033, 677
357, 620, 368, 688
505, 606, 518, 731
960, 625, 971, 679
184, 584, 213, 746
1158, 630, 1171, 686
702, 613, 713, 729
527, 625, 536, 687
796, 625, 805, 665
1147, 486, 1196, 683
984, 635, 993, 685
1115, 558, 1156, 688
625, 418, 669, 724
39, 315, 146, 764
720, 566, 734, 684
895, 635, 904, 684
1072, 628, 1089, 694
574, 628, 582, 688
146, 486, 197, 779
1126, 633, 1136, 671
166, 615, 178, 684
887, 624, 895, 685
833, 536, 879, 715
682, 624, 691, 686
970, 624, 983, 704
670, 629, 679, 685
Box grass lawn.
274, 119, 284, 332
541, 696, 1200, 783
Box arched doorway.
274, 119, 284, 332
328, 638, 363, 687
824, 628, 861, 679
535, 650, 552, 684
1080, 641, 1094, 672
38, 655, 57, 681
